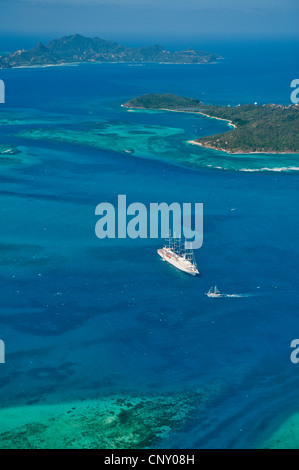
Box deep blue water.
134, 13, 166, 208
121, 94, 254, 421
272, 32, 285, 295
0, 39, 299, 448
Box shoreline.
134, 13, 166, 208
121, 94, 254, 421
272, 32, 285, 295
0, 60, 220, 71
123, 105, 299, 156
193, 111, 237, 129
123, 104, 237, 129
188, 140, 299, 155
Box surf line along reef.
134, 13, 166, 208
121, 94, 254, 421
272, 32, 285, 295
123, 93, 299, 155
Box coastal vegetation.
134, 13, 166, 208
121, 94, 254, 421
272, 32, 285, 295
123, 93, 202, 110
193, 103, 299, 154
124, 94, 299, 154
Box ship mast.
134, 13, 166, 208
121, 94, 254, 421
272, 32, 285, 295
172, 231, 178, 255
167, 230, 172, 250
185, 244, 197, 268
173, 235, 177, 254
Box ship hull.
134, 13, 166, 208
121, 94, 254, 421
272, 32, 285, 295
157, 248, 199, 276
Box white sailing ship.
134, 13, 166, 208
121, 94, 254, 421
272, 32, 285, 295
206, 286, 221, 297
157, 234, 199, 276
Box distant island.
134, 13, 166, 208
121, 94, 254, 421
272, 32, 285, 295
124, 94, 299, 154
0, 34, 221, 69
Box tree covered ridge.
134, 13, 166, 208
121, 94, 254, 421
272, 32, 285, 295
124, 94, 299, 154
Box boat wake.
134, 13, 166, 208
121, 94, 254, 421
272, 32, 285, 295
222, 293, 255, 298
206, 286, 256, 298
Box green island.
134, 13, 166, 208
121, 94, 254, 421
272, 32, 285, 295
0, 34, 221, 69
124, 93, 202, 110
0, 390, 210, 449
124, 94, 299, 154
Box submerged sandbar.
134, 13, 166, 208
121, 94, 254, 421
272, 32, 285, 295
0, 389, 210, 449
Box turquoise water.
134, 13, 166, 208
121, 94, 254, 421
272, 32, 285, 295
0, 39, 299, 448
